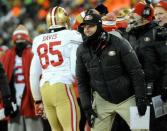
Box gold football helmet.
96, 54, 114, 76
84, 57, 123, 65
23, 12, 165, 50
46, 6, 70, 29
116, 8, 132, 18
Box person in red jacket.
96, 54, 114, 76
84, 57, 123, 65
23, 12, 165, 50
0, 61, 16, 131
0, 25, 43, 131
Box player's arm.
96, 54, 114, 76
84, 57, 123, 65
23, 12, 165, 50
69, 31, 83, 77
70, 44, 80, 77
30, 55, 44, 116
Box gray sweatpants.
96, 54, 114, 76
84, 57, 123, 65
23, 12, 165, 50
8, 115, 43, 131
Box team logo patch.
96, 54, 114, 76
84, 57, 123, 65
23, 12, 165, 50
144, 37, 151, 42
108, 51, 116, 56
84, 15, 93, 21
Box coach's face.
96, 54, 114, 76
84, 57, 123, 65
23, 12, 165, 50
83, 25, 97, 37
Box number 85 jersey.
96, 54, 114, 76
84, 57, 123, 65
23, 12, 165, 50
30, 30, 82, 101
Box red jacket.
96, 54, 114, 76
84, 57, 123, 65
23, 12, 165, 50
0, 47, 36, 117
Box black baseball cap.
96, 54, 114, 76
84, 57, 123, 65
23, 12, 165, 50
83, 13, 102, 26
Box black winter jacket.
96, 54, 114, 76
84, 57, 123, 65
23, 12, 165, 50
76, 33, 146, 109
0, 62, 11, 99
125, 23, 167, 95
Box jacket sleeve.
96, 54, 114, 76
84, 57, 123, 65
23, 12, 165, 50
76, 46, 92, 110
0, 62, 11, 98
140, 43, 156, 83
155, 41, 167, 89
119, 39, 146, 98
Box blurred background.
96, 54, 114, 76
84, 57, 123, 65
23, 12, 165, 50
0, 0, 141, 47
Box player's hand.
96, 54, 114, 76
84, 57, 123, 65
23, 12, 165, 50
34, 100, 44, 116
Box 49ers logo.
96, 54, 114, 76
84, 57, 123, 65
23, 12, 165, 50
84, 15, 93, 21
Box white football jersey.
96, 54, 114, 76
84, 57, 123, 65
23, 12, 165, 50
14, 55, 25, 106
30, 29, 82, 101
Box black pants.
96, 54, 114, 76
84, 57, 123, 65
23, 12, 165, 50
0, 120, 8, 131
150, 116, 167, 131
111, 114, 130, 131
42, 118, 51, 131
150, 104, 167, 131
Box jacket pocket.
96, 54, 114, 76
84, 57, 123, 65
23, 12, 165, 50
107, 75, 133, 103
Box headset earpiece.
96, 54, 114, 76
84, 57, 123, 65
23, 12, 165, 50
142, 4, 151, 18
145, 0, 152, 4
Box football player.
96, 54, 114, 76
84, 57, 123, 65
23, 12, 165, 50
30, 6, 82, 131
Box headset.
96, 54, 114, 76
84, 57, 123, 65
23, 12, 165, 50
142, 0, 152, 18
85, 8, 98, 16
